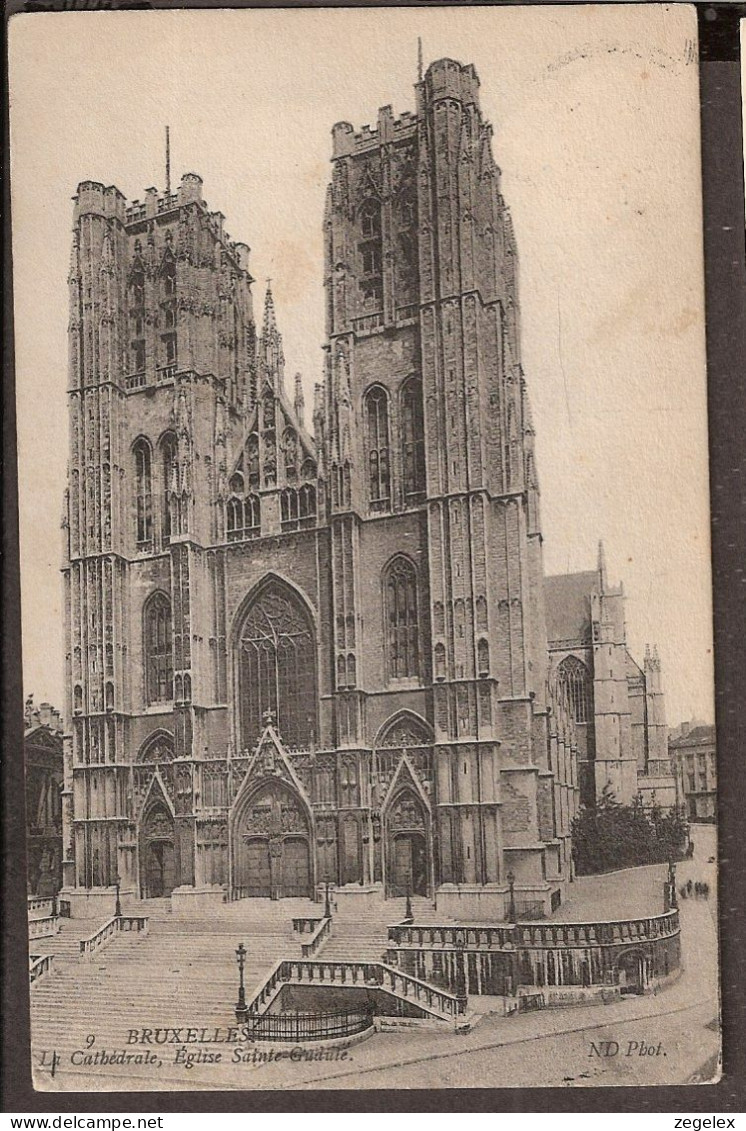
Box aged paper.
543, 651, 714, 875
9, 4, 718, 1092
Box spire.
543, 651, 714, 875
258, 281, 285, 390
417, 37, 423, 82
294, 373, 305, 429
597, 539, 607, 591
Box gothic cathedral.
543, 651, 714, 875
61, 59, 590, 920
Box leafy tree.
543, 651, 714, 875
571, 790, 689, 875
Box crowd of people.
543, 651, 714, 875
679, 878, 710, 899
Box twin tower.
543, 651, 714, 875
61, 59, 585, 919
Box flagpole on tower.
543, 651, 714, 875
417, 37, 423, 82
165, 125, 171, 196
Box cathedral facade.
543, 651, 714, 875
62, 59, 594, 920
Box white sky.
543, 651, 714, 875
9, 5, 713, 726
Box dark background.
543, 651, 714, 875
3, 0, 745, 1113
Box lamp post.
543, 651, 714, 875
507, 870, 516, 923
235, 942, 248, 1023
324, 878, 332, 919
405, 871, 413, 922
114, 873, 122, 919
668, 859, 678, 909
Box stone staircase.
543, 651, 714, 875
320, 896, 434, 962
30, 897, 316, 1085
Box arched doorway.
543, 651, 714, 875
385, 788, 430, 897
140, 803, 176, 899
617, 949, 647, 995
232, 780, 312, 900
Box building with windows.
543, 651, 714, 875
24, 698, 64, 897
545, 547, 675, 810
669, 723, 716, 821
60, 57, 670, 922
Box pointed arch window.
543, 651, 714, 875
401, 376, 425, 502
133, 439, 153, 547
227, 492, 260, 542
557, 656, 592, 724
298, 483, 316, 527
281, 488, 299, 531
365, 386, 390, 510
160, 432, 177, 542
144, 592, 173, 704
359, 199, 382, 305
385, 555, 419, 680
237, 581, 316, 749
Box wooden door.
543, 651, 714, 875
246, 838, 272, 897
281, 837, 310, 898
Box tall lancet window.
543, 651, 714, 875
144, 592, 173, 704
133, 439, 153, 547
359, 198, 382, 305
401, 376, 425, 502
557, 656, 593, 724
384, 555, 419, 680
160, 432, 177, 542
365, 385, 390, 510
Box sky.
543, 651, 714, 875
8, 5, 713, 726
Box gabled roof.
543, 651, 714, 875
544, 571, 598, 645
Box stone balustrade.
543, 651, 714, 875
79, 914, 148, 960
245, 957, 465, 1023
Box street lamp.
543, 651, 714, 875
405, 871, 413, 922
507, 870, 517, 923
324, 878, 332, 919
114, 873, 122, 919
235, 942, 248, 1023
668, 859, 678, 909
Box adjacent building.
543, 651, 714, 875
545, 546, 676, 810
24, 698, 64, 896
670, 723, 717, 821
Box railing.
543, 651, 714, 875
29, 916, 59, 940
246, 1006, 374, 1043
301, 916, 332, 958
389, 922, 515, 950
246, 959, 466, 1023
126, 372, 147, 390
79, 914, 148, 959
29, 954, 54, 985
292, 917, 323, 936
157, 364, 176, 384
389, 911, 680, 954
27, 896, 54, 917
515, 909, 680, 949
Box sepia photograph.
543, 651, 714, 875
7, 3, 718, 1093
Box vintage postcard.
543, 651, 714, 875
8, 3, 718, 1092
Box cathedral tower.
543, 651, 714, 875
63, 175, 256, 901
322, 59, 571, 913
